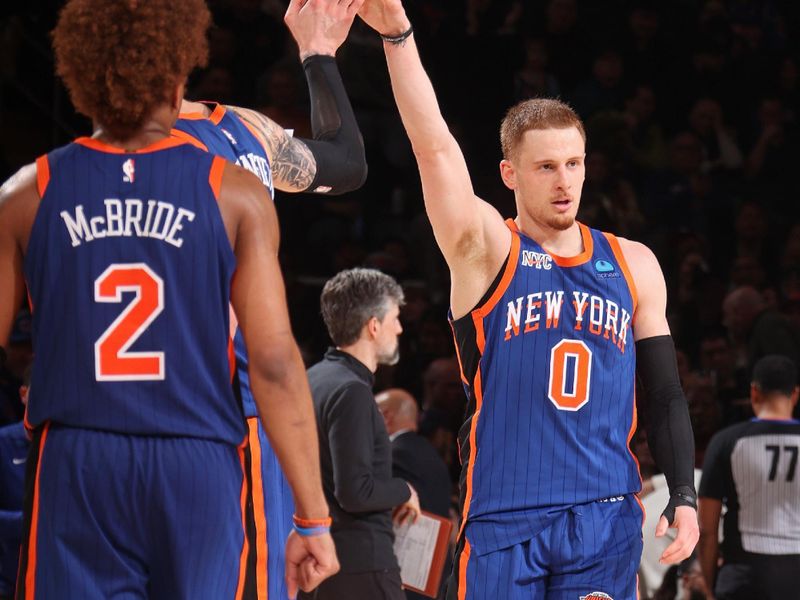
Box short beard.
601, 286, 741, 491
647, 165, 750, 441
378, 346, 400, 366
547, 213, 575, 231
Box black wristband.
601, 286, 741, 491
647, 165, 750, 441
661, 485, 698, 525
381, 25, 413, 45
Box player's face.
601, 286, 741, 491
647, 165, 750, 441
376, 302, 402, 366
500, 127, 586, 231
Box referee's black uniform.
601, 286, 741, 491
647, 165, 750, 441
700, 417, 800, 599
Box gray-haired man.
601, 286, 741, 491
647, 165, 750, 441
301, 268, 421, 600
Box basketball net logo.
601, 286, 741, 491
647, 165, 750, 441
122, 158, 135, 183
580, 593, 613, 600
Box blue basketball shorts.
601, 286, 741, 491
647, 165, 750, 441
447, 495, 644, 600
16, 424, 254, 600
244, 417, 295, 600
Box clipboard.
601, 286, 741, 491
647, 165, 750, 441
393, 510, 453, 598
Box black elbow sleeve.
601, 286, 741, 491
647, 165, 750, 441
636, 335, 697, 518
299, 55, 367, 195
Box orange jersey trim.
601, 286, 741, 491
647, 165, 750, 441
209, 156, 226, 201
178, 102, 227, 125
449, 322, 470, 387
170, 128, 209, 152
247, 418, 269, 600
603, 232, 639, 315
457, 539, 471, 600
74, 136, 188, 154
24, 422, 50, 600
234, 443, 250, 600
458, 367, 483, 541
506, 219, 594, 267
34, 155, 50, 198
474, 222, 521, 319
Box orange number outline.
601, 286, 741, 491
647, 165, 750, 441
547, 339, 592, 411
94, 263, 165, 381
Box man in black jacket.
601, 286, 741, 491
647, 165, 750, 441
303, 268, 420, 600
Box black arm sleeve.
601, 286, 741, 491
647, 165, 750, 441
636, 335, 697, 520
298, 55, 367, 195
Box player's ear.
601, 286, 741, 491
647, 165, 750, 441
170, 81, 185, 111
500, 159, 516, 190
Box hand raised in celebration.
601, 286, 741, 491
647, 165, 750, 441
285, 0, 365, 60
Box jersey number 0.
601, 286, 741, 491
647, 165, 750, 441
94, 263, 165, 381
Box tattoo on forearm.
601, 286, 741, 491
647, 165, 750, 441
228, 105, 317, 192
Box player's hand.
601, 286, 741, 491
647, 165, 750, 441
656, 505, 699, 564
393, 483, 421, 526
285, 0, 365, 60
358, 0, 410, 38
285, 529, 340, 599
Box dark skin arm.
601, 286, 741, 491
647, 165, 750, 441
0, 164, 40, 347
216, 162, 339, 595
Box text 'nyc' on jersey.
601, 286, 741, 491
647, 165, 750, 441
24, 137, 243, 445
172, 103, 274, 421
700, 418, 800, 558
451, 220, 641, 555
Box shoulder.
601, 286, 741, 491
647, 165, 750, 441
615, 237, 662, 280
708, 422, 751, 452
0, 163, 40, 233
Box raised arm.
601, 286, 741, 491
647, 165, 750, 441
218, 163, 338, 595
358, 0, 509, 296
229, 0, 367, 195
622, 238, 699, 564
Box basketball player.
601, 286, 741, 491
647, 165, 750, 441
358, 1, 699, 598
698, 354, 800, 600
173, 1, 367, 598
0, 1, 337, 598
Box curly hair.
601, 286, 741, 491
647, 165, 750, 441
52, 0, 211, 139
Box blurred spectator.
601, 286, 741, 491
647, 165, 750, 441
722, 286, 800, 381
570, 49, 625, 119
578, 149, 644, 238
687, 97, 743, 172
0, 366, 29, 599
698, 355, 800, 599
0, 309, 32, 425
624, 83, 668, 172
254, 60, 312, 138
512, 37, 561, 101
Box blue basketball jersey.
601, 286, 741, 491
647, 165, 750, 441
173, 104, 274, 422
451, 220, 641, 554
24, 137, 243, 445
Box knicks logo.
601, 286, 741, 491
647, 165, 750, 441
521, 250, 552, 270
122, 158, 135, 183
580, 593, 613, 600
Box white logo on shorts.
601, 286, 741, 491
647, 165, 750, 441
580, 593, 613, 600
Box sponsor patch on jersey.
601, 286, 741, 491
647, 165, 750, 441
580, 592, 613, 600
122, 158, 135, 183
522, 250, 553, 270
594, 259, 620, 279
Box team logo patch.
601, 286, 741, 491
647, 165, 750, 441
580, 593, 613, 600
522, 250, 552, 270
122, 158, 135, 183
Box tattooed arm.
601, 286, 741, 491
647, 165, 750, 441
229, 106, 317, 193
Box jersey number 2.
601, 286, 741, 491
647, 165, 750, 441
94, 263, 164, 381
548, 339, 592, 411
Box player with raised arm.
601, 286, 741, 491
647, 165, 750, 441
172, 1, 367, 597
357, 1, 699, 598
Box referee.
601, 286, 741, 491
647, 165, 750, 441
698, 354, 800, 599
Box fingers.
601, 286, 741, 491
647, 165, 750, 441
658, 511, 700, 565
285, 0, 307, 19
285, 560, 299, 599
655, 515, 668, 537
